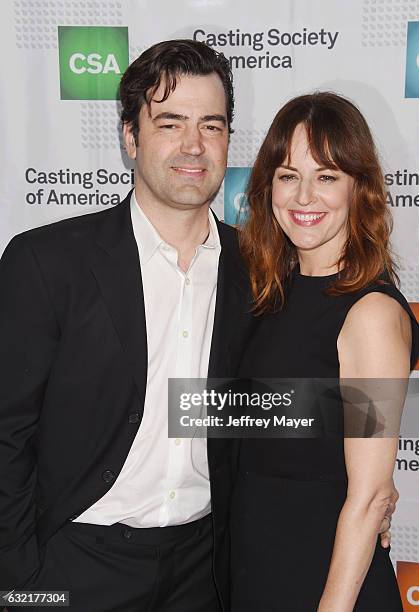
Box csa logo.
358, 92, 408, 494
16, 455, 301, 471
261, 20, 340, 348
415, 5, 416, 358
397, 561, 419, 608
58, 26, 129, 100
405, 21, 419, 98
224, 167, 252, 226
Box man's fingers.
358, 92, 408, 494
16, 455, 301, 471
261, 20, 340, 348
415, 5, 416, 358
380, 529, 391, 548
379, 516, 392, 534
387, 501, 396, 517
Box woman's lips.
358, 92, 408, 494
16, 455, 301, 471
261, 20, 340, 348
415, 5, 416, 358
289, 210, 327, 227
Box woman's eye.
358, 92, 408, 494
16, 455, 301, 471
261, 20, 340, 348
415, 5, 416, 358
319, 175, 336, 182
279, 174, 297, 182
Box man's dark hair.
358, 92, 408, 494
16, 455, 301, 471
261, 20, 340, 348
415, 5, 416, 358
120, 39, 234, 142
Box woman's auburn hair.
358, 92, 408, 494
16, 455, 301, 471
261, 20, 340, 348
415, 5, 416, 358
239, 91, 398, 314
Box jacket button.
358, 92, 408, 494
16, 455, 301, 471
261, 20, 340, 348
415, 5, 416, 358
128, 412, 140, 424
102, 470, 115, 483
123, 529, 132, 539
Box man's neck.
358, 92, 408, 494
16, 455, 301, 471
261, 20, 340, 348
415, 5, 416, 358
134, 187, 211, 273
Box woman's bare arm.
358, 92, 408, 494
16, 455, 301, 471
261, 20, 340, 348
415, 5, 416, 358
317, 292, 411, 612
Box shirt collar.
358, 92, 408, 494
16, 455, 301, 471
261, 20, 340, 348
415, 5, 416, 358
130, 192, 164, 264
130, 191, 220, 265
203, 205, 221, 250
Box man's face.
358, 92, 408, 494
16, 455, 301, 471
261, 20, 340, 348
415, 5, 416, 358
124, 72, 229, 211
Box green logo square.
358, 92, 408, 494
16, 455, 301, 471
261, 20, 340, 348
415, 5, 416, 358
58, 26, 129, 100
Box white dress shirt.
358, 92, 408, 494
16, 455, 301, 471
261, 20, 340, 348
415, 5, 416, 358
75, 192, 220, 527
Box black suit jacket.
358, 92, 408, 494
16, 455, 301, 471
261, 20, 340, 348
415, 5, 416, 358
0, 192, 255, 607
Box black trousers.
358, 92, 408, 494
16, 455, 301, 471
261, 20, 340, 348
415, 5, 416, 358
16, 514, 221, 612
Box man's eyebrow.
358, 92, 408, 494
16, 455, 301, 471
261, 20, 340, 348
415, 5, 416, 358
200, 114, 227, 125
152, 112, 188, 122
152, 112, 227, 125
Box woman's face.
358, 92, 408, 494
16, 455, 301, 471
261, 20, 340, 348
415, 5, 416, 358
271, 124, 354, 264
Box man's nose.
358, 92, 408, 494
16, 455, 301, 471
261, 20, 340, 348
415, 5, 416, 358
180, 126, 205, 156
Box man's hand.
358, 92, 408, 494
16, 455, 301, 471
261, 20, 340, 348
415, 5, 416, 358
379, 480, 399, 548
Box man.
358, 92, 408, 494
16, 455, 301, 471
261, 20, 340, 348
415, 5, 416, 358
0, 39, 394, 611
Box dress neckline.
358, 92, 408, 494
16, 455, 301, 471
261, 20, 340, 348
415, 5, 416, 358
294, 264, 341, 284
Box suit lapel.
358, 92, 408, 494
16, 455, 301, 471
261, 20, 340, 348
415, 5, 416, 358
208, 219, 243, 379
207, 219, 248, 472
90, 192, 148, 410
89, 202, 246, 417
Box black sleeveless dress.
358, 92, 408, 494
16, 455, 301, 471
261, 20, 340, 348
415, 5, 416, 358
230, 270, 419, 612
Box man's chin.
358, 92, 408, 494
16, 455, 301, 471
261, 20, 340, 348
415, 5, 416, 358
166, 199, 211, 211
166, 188, 219, 209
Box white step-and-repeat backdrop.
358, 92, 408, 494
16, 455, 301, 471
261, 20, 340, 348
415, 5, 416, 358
0, 0, 418, 606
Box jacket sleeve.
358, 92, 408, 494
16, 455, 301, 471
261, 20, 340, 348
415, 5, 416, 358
0, 235, 60, 589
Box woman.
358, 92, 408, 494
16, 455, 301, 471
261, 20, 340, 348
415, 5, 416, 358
230, 92, 419, 611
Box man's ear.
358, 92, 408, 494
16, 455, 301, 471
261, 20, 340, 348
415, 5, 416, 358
123, 122, 137, 160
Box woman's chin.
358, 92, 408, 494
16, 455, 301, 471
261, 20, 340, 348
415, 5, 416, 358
289, 235, 323, 251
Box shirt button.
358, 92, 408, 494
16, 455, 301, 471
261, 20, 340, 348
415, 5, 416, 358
182, 330, 189, 338
128, 412, 140, 424
162, 244, 170, 251
185, 278, 190, 285
102, 470, 115, 483
169, 491, 176, 500
175, 438, 181, 446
